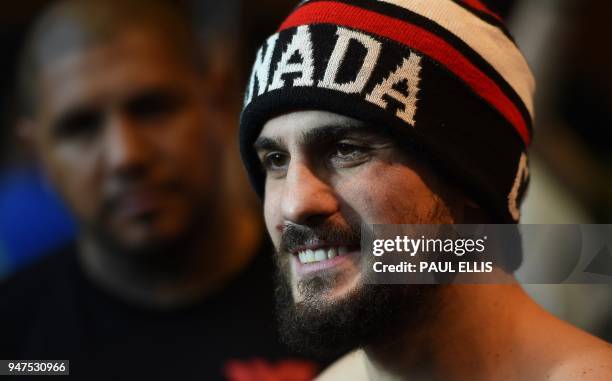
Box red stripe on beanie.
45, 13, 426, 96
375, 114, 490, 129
460, 0, 502, 21
279, 1, 530, 145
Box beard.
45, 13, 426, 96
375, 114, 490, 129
275, 269, 441, 358
274, 221, 443, 358
85, 189, 218, 269
272, 191, 454, 358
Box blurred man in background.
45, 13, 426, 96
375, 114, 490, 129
0, 0, 319, 380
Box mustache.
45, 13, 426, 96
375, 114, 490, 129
279, 221, 361, 254
103, 178, 179, 205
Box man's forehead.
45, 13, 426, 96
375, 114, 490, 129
41, 29, 185, 84
39, 31, 193, 117
258, 110, 367, 142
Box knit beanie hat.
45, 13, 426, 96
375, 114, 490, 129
239, 0, 535, 223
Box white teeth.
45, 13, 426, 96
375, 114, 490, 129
327, 247, 337, 259
314, 249, 327, 261
305, 249, 315, 262
297, 246, 351, 264
298, 250, 315, 264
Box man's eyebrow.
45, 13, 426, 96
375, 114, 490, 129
253, 136, 284, 152
299, 123, 375, 146
253, 123, 379, 152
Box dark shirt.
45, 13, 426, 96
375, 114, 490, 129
0, 243, 320, 381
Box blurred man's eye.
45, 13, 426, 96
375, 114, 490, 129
262, 151, 289, 176
52, 110, 103, 140
126, 91, 183, 122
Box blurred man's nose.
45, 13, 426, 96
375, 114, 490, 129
281, 162, 338, 226
103, 114, 152, 178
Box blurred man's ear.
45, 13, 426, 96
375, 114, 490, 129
15, 118, 41, 160
200, 38, 240, 141
197, 38, 263, 220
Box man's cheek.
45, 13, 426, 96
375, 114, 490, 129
353, 175, 422, 223
52, 170, 94, 219
336, 177, 394, 224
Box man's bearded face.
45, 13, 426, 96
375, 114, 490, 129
256, 110, 458, 354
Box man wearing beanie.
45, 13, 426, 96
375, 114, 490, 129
240, 0, 612, 380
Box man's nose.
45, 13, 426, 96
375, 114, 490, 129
281, 162, 339, 225
103, 115, 152, 178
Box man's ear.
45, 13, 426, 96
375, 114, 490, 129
200, 38, 240, 141
205, 38, 239, 107
15, 118, 41, 159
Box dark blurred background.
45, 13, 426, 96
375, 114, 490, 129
0, 0, 610, 340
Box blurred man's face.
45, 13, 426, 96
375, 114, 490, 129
32, 28, 222, 254
256, 110, 455, 353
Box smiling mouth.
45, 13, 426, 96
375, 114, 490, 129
295, 246, 359, 264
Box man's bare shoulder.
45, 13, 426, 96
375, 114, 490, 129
313, 333, 612, 381
315, 349, 369, 381
547, 342, 612, 381
514, 300, 612, 380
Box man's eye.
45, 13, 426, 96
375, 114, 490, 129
53, 111, 103, 140
262, 152, 289, 172
331, 143, 369, 164
336, 143, 360, 156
